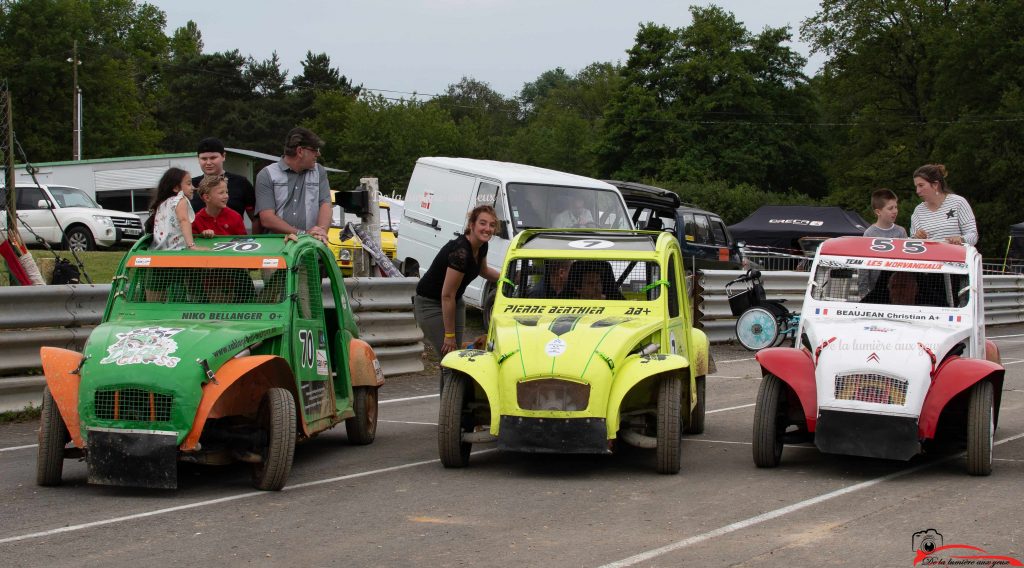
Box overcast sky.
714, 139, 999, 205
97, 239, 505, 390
157, 0, 825, 99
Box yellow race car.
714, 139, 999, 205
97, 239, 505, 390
327, 200, 397, 276
439, 229, 711, 474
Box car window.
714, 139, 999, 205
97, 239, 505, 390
682, 213, 697, 242
667, 256, 680, 318
501, 257, 659, 301
48, 186, 101, 208
709, 219, 729, 246
811, 266, 970, 308
693, 215, 712, 244
16, 187, 46, 210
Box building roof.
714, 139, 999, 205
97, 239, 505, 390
12, 148, 346, 174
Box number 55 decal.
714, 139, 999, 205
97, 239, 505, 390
870, 239, 926, 254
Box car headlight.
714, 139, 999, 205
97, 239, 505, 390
92, 215, 113, 227
339, 249, 351, 262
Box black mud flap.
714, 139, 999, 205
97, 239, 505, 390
498, 416, 609, 454
87, 428, 179, 489
815, 410, 920, 461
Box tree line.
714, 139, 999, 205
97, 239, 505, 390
1, 0, 1021, 256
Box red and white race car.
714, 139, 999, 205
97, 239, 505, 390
752, 237, 1004, 475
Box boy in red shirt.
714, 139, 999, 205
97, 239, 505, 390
193, 175, 246, 237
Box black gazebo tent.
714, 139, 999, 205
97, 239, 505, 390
728, 205, 870, 251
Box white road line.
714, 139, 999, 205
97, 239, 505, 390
379, 394, 439, 404
597, 431, 1024, 568
708, 376, 746, 379
0, 444, 36, 453
716, 357, 755, 364
1003, 360, 1024, 366
707, 403, 755, 414
0, 449, 495, 545
684, 439, 817, 450
989, 333, 1024, 339
380, 419, 438, 426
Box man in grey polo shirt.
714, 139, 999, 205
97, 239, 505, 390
254, 127, 332, 243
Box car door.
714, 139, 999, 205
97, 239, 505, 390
292, 248, 338, 432
15, 186, 58, 244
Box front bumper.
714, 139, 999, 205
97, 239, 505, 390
498, 416, 609, 454
87, 428, 179, 489
815, 409, 920, 461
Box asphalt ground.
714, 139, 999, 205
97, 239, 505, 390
1, 324, 1023, 567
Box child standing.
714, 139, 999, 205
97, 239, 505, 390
864, 188, 907, 239
147, 167, 200, 251
859, 188, 908, 299
192, 175, 247, 237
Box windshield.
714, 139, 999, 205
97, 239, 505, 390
810, 265, 970, 308
507, 184, 631, 231
500, 257, 662, 301
124, 267, 287, 304
48, 186, 101, 209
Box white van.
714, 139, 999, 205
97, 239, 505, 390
396, 157, 633, 313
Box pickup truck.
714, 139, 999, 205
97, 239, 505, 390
0, 184, 143, 250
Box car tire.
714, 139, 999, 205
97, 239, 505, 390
683, 375, 706, 435
752, 373, 786, 468
251, 388, 296, 491
345, 386, 379, 445
656, 376, 682, 474
63, 225, 95, 252
36, 387, 69, 486
966, 380, 994, 476
438, 371, 472, 468
736, 307, 780, 351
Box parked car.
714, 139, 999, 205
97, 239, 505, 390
437, 228, 712, 474
607, 181, 742, 271
0, 184, 143, 251
396, 158, 633, 321
327, 199, 397, 276
37, 234, 383, 490
752, 236, 1003, 475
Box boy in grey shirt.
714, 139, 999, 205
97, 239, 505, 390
859, 188, 908, 299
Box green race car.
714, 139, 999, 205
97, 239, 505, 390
37, 234, 383, 491
439, 229, 711, 473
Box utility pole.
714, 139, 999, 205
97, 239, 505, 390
70, 40, 81, 161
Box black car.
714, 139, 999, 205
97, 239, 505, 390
606, 180, 743, 271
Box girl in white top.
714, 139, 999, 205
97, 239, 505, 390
909, 163, 978, 246
147, 167, 200, 251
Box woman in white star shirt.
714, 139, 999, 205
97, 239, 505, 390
909, 163, 978, 246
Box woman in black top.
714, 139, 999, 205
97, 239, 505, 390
414, 205, 500, 360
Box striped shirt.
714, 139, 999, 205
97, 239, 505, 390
909, 194, 978, 245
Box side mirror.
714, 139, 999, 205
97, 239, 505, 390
334, 188, 369, 216
37, 199, 51, 209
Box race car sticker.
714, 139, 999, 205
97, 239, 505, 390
316, 349, 328, 376
262, 258, 280, 268
100, 326, 184, 368
300, 380, 329, 416
133, 257, 152, 266
212, 240, 262, 252
420, 191, 434, 210
545, 337, 567, 357
568, 239, 614, 250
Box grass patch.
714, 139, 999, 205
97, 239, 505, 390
1, 249, 128, 285
0, 404, 41, 424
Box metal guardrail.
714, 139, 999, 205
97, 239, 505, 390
0, 278, 423, 412
697, 270, 1024, 344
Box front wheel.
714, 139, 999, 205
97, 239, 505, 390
736, 307, 780, 351
251, 388, 296, 491
752, 373, 786, 467
63, 226, 95, 252
656, 377, 682, 474
438, 372, 472, 468
683, 375, 706, 435
345, 386, 379, 445
36, 387, 69, 486
966, 381, 994, 476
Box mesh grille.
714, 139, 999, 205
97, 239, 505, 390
124, 267, 286, 304
517, 379, 590, 411
95, 388, 173, 422
834, 373, 908, 406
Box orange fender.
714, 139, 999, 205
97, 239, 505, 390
181, 356, 296, 451
986, 339, 1001, 365
40, 346, 85, 448
349, 339, 384, 388
756, 347, 819, 431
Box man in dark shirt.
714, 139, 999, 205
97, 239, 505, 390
189, 137, 260, 234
